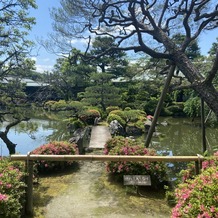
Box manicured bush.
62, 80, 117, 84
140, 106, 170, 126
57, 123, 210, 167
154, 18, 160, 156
78, 109, 101, 125
104, 137, 167, 187
106, 106, 120, 115
124, 109, 146, 122
63, 117, 85, 132
0, 159, 26, 218
172, 166, 218, 217
109, 110, 127, 121
43, 100, 57, 110
43, 100, 85, 112
31, 141, 78, 173
107, 114, 126, 127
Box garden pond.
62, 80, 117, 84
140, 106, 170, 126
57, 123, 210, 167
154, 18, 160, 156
1, 114, 217, 157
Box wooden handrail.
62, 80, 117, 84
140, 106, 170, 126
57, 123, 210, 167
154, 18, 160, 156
11, 154, 205, 162
10, 153, 208, 216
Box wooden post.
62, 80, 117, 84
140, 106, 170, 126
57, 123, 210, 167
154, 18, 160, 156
145, 65, 175, 147
25, 153, 34, 216
201, 98, 207, 153
195, 161, 200, 175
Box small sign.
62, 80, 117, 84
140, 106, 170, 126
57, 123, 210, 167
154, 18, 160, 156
123, 175, 151, 186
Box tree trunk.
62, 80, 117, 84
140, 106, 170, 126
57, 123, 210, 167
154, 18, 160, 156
0, 131, 16, 155
172, 51, 218, 117
156, 29, 218, 117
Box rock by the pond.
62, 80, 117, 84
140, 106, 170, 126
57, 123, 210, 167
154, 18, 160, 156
109, 120, 124, 136
69, 126, 91, 154
126, 125, 142, 136
160, 121, 168, 126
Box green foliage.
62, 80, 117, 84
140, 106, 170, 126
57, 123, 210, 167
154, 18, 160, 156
63, 117, 85, 131
124, 109, 146, 122
51, 54, 94, 101
90, 36, 128, 77
44, 100, 85, 112
31, 141, 78, 173
109, 110, 127, 121
78, 109, 101, 125
43, 100, 57, 110
141, 97, 159, 115
104, 137, 167, 187
107, 114, 126, 127
82, 73, 121, 111
106, 106, 120, 115
0, 159, 26, 218
184, 97, 201, 118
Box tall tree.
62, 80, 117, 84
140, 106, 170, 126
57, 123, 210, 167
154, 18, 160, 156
82, 73, 121, 111
0, 0, 37, 154
51, 49, 95, 100
90, 36, 128, 77
49, 0, 218, 117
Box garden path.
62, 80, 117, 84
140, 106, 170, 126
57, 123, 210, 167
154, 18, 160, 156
44, 125, 170, 218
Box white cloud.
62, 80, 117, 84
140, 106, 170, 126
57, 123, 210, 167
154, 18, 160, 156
35, 64, 53, 73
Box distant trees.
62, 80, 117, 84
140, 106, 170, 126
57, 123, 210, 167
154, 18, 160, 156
50, 49, 95, 100
49, 0, 218, 117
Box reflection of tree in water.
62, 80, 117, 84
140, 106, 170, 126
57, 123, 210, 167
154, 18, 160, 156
152, 117, 218, 156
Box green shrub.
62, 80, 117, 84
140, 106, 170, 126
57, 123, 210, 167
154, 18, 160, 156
124, 109, 146, 122
104, 137, 167, 187
31, 141, 78, 173
0, 159, 26, 218
43, 100, 56, 110
109, 110, 127, 121
184, 97, 201, 118
107, 114, 126, 127
106, 106, 120, 115
78, 109, 101, 125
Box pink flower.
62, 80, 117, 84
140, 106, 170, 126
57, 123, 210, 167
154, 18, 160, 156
6, 184, 12, 189
0, 194, 8, 201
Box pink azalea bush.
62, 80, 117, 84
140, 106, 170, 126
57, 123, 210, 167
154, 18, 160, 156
172, 166, 218, 217
171, 152, 218, 217
0, 158, 26, 218
31, 141, 78, 173
104, 137, 167, 187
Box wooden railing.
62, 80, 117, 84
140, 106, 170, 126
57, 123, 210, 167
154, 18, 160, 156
10, 154, 205, 216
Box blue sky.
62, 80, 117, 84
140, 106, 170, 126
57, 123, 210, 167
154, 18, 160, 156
28, 0, 218, 73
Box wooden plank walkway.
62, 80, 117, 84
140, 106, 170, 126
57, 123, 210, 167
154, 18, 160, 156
89, 126, 111, 149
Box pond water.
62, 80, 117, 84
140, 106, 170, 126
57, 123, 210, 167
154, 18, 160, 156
1, 115, 218, 158
148, 117, 218, 156
0, 116, 70, 156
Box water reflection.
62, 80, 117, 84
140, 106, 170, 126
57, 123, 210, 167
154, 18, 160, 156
149, 117, 218, 156
1, 115, 218, 157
